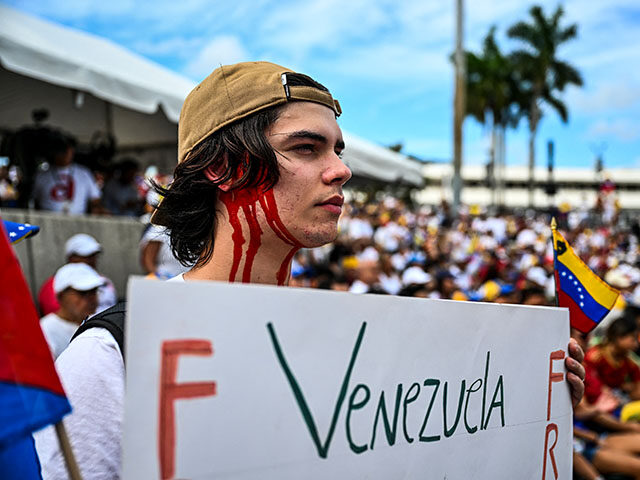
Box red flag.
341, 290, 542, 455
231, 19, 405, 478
0, 218, 71, 447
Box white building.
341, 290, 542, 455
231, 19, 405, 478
417, 163, 640, 209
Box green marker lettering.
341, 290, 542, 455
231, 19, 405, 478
418, 378, 441, 443
483, 375, 505, 429
346, 384, 370, 454
370, 384, 403, 450
266, 321, 367, 459
443, 379, 466, 438
463, 378, 482, 434
402, 382, 421, 443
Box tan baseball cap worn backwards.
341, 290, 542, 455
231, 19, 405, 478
178, 61, 341, 165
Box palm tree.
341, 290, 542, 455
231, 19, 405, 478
507, 5, 583, 206
465, 27, 522, 206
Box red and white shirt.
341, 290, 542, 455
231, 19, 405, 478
33, 164, 101, 214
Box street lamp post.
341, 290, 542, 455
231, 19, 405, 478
452, 0, 465, 214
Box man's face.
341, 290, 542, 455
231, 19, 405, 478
58, 287, 98, 323
54, 146, 74, 167
69, 253, 99, 269
266, 101, 351, 248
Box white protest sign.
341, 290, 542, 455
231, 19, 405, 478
123, 277, 571, 480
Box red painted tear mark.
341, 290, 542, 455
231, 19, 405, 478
219, 193, 245, 282
542, 423, 559, 480
242, 202, 262, 283
277, 247, 298, 285
218, 156, 302, 284
259, 190, 303, 285
547, 350, 565, 421
260, 190, 302, 247
159, 339, 216, 480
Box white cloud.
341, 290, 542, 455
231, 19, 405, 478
403, 137, 451, 159
7, 0, 135, 19
258, 0, 391, 57
318, 44, 449, 82
184, 36, 249, 80
568, 81, 640, 114
588, 119, 640, 142
133, 37, 202, 57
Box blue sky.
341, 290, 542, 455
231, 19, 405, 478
6, 0, 640, 168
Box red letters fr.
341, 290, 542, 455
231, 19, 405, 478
542, 350, 565, 480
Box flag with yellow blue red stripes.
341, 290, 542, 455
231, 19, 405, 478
552, 226, 619, 333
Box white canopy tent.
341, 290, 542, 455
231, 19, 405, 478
0, 5, 423, 185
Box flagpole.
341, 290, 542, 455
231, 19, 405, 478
551, 217, 559, 308
54, 421, 83, 480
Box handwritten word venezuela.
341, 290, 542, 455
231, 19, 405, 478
267, 321, 506, 458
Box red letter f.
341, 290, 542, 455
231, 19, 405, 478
159, 339, 217, 480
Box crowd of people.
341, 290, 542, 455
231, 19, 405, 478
33, 193, 640, 478
4, 104, 640, 480
1, 129, 159, 217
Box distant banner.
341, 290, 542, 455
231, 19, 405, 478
123, 278, 571, 480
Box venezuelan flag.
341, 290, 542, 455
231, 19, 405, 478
552, 227, 619, 333
0, 219, 71, 478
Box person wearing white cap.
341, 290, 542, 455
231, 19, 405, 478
38, 233, 117, 316
39, 263, 104, 359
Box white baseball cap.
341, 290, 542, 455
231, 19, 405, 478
65, 233, 102, 257
402, 266, 432, 286
54, 263, 104, 294
526, 266, 548, 287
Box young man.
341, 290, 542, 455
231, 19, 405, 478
38, 233, 117, 315
39, 263, 103, 358
35, 61, 585, 479
31, 132, 105, 215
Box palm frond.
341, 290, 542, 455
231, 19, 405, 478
551, 60, 583, 89
544, 93, 569, 122
507, 22, 538, 47
557, 24, 578, 43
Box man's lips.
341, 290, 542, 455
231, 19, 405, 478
316, 195, 344, 214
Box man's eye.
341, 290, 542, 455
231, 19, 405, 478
294, 145, 315, 154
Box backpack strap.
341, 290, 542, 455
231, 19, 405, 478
71, 300, 127, 362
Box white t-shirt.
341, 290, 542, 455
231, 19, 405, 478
139, 225, 189, 279
33, 164, 101, 214
34, 328, 124, 480
34, 274, 185, 479
96, 276, 118, 315
40, 313, 79, 359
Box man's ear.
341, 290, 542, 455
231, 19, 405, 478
204, 158, 232, 192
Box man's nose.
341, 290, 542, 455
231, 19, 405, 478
323, 154, 352, 186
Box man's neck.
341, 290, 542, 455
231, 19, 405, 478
55, 307, 83, 325
604, 343, 625, 362
184, 205, 299, 286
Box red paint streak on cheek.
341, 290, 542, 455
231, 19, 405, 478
259, 190, 302, 285
219, 193, 245, 282
219, 170, 300, 285
241, 203, 262, 283
277, 247, 299, 286
259, 190, 303, 247
218, 171, 266, 282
